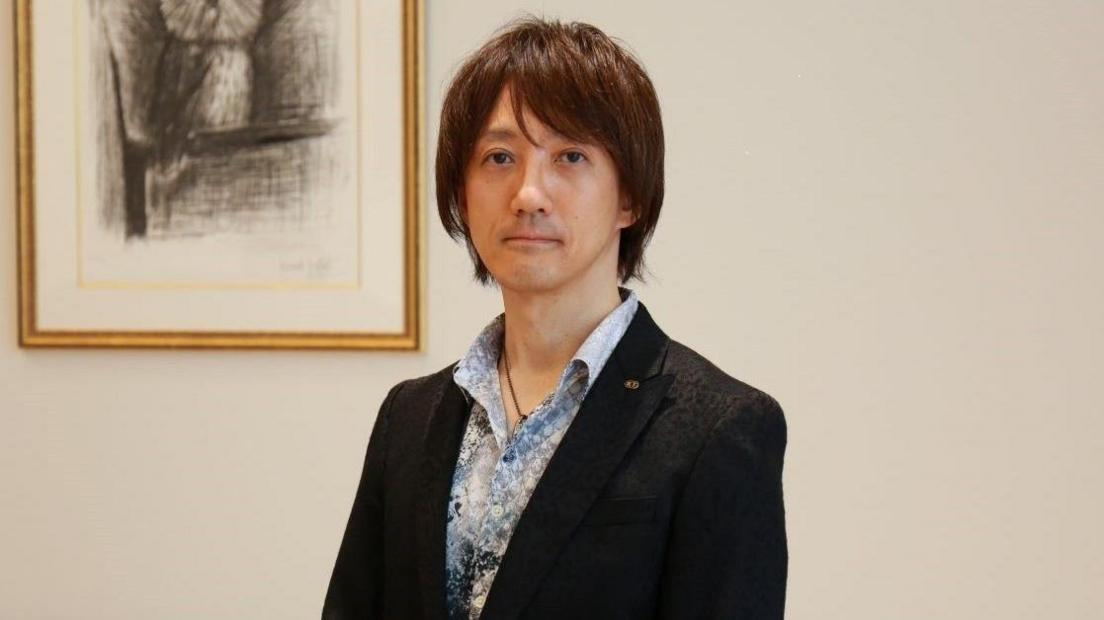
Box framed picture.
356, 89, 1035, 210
16, 0, 423, 349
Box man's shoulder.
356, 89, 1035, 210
663, 338, 784, 423
384, 361, 461, 403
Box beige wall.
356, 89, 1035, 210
3, 1, 1102, 618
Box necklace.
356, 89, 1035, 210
501, 343, 529, 437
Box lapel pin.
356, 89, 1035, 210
624, 379, 640, 389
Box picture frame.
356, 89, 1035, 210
16, 0, 423, 350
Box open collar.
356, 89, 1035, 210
451, 287, 640, 447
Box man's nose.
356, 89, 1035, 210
511, 157, 553, 215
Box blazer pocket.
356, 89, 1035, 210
580, 495, 658, 527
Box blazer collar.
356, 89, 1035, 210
415, 301, 673, 620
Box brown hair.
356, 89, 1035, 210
436, 16, 665, 284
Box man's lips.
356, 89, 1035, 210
503, 236, 561, 249
503, 234, 560, 242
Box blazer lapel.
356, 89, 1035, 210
415, 373, 469, 620
480, 302, 675, 619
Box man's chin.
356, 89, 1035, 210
490, 268, 564, 295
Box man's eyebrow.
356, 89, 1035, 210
476, 127, 520, 142
476, 125, 585, 150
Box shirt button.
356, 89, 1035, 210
473, 593, 486, 607
490, 504, 504, 518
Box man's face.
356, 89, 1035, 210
462, 88, 635, 294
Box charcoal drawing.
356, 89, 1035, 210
92, 0, 342, 241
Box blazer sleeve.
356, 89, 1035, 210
656, 391, 789, 619
322, 381, 405, 620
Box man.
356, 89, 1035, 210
323, 17, 787, 620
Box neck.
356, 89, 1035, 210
499, 276, 624, 380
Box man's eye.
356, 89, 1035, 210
487, 152, 513, 165
560, 151, 587, 164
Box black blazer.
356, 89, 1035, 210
323, 302, 788, 619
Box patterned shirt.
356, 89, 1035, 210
445, 287, 640, 620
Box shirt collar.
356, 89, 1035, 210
453, 287, 640, 407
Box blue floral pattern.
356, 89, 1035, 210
445, 287, 640, 620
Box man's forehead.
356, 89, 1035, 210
476, 113, 576, 146
472, 85, 596, 147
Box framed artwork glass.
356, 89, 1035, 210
16, 0, 423, 349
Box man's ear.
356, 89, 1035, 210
458, 190, 469, 226
617, 194, 637, 229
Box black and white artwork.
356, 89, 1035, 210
86, 0, 358, 284
17, 0, 417, 349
